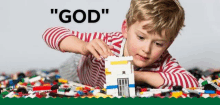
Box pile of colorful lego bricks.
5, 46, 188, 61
0, 70, 108, 98
1, 68, 220, 98
136, 68, 220, 98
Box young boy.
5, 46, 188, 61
42, 0, 198, 89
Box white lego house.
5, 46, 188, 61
104, 56, 135, 97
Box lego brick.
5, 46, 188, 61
110, 60, 128, 65
33, 86, 52, 91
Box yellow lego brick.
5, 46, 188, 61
18, 82, 23, 85
171, 91, 183, 98
110, 60, 128, 65
105, 68, 111, 75
75, 87, 83, 91
41, 78, 44, 81
212, 80, 217, 83
189, 87, 197, 90
58, 78, 68, 83
95, 93, 112, 98
140, 92, 144, 95
43, 84, 51, 86
210, 93, 217, 98
101, 88, 107, 92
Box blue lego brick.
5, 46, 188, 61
106, 84, 135, 89
106, 85, 118, 89
204, 90, 215, 94
55, 75, 61, 79
42, 71, 50, 74
77, 91, 84, 95
129, 84, 135, 88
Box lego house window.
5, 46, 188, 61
117, 78, 130, 97
122, 71, 126, 74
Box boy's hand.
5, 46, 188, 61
81, 39, 114, 60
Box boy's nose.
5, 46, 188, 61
142, 43, 151, 54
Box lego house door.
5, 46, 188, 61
117, 78, 130, 97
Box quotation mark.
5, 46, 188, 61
102, 9, 109, 14
51, 9, 58, 14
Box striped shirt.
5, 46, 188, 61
42, 27, 199, 89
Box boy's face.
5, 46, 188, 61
122, 20, 172, 68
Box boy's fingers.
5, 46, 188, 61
99, 40, 112, 57
108, 45, 114, 56
109, 45, 114, 50
96, 41, 109, 58
88, 46, 101, 60
92, 42, 106, 58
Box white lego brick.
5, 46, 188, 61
29, 76, 41, 83
210, 83, 220, 90
186, 89, 199, 94
106, 89, 118, 96
194, 89, 205, 93
149, 89, 170, 93
27, 93, 36, 98
0, 76, 5, 81
198, 78, 204, 87
129, 88, 136, 97
40, 72, 47, 77
64, 90, 76, 96
60, 84, 70, 88
57, 91, 65, 95
48, 72, 56, 77
45, 93, 50, 98
68, 81, 82, 87
23, 77, 29, 83
93, 89, 101, 95
139, 92, 153, 97
182, 88, 189, 93
1, 84, 6, 88
5, 91, 15, 98
206, 77, 212, 82
34, 82, 41, 86
28, 90, 34, 94
36, 71, 42, 76
201, 94, 209, 98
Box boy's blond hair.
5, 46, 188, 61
126, 0, 185, 41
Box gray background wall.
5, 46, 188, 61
0, 0, 219, 73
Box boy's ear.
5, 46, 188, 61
121, 19, 128, 38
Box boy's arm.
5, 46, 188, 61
59, 36, 86, 54
157, 58, 199, 89
42, 27, 110, 55
134, 56, 199, 89
134, 71, 164, 88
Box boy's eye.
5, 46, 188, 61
138, 35, 144, 40
155, 42, 164, 47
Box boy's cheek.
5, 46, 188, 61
152, 51, 162, 58
130, 45, 138, 54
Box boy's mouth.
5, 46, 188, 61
137, 54, 149, 61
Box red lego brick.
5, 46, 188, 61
36, 92, 43, 98
216, 90, 220, 95
140, 88, 147, 92
30, 82, 35, 86
33, 86, 52, 91
75, 93, 80, 97
84, 86, 91, 91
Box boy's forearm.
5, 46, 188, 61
134, 71, 164, 88
59, 36, 86, 54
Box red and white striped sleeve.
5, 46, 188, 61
42, 27, 108, 52
158, 55, 199, 89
